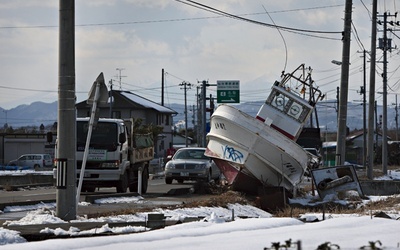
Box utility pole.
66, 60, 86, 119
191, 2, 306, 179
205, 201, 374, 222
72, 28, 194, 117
161, 69, 165, 106
357, 50, 367, 169
396, 95, 399, 141
367, 0, 377, 179
109, 79, 113, 118
196, 86, 200, 146
57, 0, 76, 220
196, 80, 208, 147
335, 0, 352, 166
380, 12, 389, 175
115, 68, 126, 90
201, 80, 207, 147
180, 81, 192, 147
377, 12, 397, 175
192, 104, 196, 128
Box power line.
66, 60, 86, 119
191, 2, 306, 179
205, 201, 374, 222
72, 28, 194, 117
0, 4, 344, 30
262, 5, 287, 72
0, 85, 87, 94
176, 0, 343, 37
351, 21, 366, 50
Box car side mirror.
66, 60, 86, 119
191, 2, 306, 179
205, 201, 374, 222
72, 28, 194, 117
119, 133, 126, 144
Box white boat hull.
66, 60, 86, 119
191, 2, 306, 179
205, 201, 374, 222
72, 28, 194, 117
206, 105, 310, 192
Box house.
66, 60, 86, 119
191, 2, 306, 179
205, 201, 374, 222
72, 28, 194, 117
322, 130, 387, 166
0, 133, 55, 165
172, 134, 193, 149
76, 90, 177, 158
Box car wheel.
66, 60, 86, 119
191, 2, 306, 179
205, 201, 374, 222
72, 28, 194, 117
165, 177, 173, 184
177, 179, 184, 184
34, 164, 40, 170
207, 170, 212, 183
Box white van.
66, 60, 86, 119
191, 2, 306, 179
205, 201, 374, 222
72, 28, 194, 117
8, 154, 53, 169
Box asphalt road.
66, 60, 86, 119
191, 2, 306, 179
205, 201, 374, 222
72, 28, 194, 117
0, 178, 214, 222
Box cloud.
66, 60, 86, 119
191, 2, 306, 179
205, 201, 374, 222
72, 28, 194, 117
0, 0, 56, 10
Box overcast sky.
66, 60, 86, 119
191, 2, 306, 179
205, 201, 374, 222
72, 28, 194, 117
0, 0, 399, 111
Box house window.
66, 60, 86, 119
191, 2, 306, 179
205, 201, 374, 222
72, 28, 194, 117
157, 114, 163, 125
112, 111, 121, 119
159, 140, 164, 152
165, 115, 170, 125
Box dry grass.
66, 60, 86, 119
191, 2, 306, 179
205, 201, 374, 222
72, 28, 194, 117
274, 194, 400, 218
359, 195, 400, 212
357, 165, 400, 180
86, 182, 400, 219
182, 190, 254, 208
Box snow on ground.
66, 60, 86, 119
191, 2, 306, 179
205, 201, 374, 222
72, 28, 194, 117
0, 169, 399, 249
1, 210, 399, 250
0, 170, 53, 176
0, 194, 399, 249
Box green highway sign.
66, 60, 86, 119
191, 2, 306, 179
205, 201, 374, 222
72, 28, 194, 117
217, 80, 240, 103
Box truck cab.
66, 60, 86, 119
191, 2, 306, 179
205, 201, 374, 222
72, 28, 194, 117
75, 118, 153, 193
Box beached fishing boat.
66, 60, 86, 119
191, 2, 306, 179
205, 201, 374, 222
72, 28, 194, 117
205, 64, 324, 193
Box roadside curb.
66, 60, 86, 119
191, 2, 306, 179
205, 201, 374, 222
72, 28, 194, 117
0, 199, 56, 211
0, 182, 54, 191
0, 174, 54, 188
3, 216, 203, 242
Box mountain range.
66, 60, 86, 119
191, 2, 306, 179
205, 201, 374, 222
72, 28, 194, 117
0, 102, 58, 129
0, 100, 397, 132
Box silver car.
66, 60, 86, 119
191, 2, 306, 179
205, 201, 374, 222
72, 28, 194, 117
164, 147, 220, 184
8, 154, 53, 169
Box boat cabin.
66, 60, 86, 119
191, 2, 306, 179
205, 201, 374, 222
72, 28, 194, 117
256, 83, 314, 140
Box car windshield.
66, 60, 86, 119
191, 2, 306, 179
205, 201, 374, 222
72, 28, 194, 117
174, 149, 209, 160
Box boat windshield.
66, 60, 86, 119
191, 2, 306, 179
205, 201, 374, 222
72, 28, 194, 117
267, 89, 310, 123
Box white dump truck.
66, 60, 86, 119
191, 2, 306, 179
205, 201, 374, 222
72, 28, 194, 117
75, 117, 154, 193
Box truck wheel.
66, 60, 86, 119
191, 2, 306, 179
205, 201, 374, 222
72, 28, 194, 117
141, 167, 149, 194
116, 172, 128, 193
165, 177, 173, 184
84, 186, 96, 192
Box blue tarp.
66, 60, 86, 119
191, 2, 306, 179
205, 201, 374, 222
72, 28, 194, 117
0, 165, 33, 170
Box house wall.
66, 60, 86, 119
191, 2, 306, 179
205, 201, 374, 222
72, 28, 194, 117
352, 134, 383, 147
76, 105, 174, 159
0, 134, 50, 165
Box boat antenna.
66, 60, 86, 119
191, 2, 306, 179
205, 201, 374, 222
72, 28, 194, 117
262, 5, 288, 73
